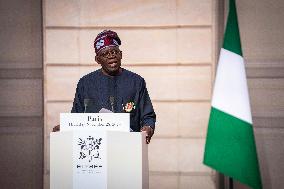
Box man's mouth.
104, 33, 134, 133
108, 61, 118, 68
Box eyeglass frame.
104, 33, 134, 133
97, 47, 122, 58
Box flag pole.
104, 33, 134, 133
229, 177, 234, 189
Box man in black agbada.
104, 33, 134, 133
53, 30, 156, 144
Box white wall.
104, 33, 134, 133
43, 0, 219, 188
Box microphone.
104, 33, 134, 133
109, 96, 115, 112
84, 99, 91, 113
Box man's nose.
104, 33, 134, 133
107, 52, 116, 58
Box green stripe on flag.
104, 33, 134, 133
204, 107, 262, 189
223, 0, 243, 56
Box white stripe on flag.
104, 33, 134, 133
212, 48, 252, 124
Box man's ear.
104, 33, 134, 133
95, 55, 101, 65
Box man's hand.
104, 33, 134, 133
140, 126, 154, 144
52, 125, 60, 132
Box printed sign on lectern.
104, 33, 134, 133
60, 113, 130, 132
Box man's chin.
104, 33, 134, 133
103, 67, 121, 76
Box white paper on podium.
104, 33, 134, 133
73, 131, 107, 189
60, 113, 130, 132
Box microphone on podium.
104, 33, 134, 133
84, 99, 91, 113
109, 96, 115, 113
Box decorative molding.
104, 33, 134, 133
245, 60, 284, 78
253, 117, 284, 128
44, 170, 215, 177
245, 59, 284, 67
149, 171, 214, 177
0, 68, 43, 79
45, 63, 213, 67
46, 99, 211, 103
0, 116, 43, 129
45, 25, 213, 30
0, 62, 42, 69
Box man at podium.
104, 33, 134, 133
53, 30, 156, 144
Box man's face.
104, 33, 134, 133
95, 46, 122, 76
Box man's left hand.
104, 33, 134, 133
140, 126, 154, 144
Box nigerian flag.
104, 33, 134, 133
203, 0, 262, 188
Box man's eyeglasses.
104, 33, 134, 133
98, 49, 121, 58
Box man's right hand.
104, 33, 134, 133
52, 125, 60, 132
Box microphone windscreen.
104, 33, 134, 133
109, 96, 114, 103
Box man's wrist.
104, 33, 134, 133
143, 125, 154, 136
144, 125, 154, 131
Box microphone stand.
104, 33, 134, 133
110, 96, 115, 113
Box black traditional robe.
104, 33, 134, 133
71, 68, 156, 132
